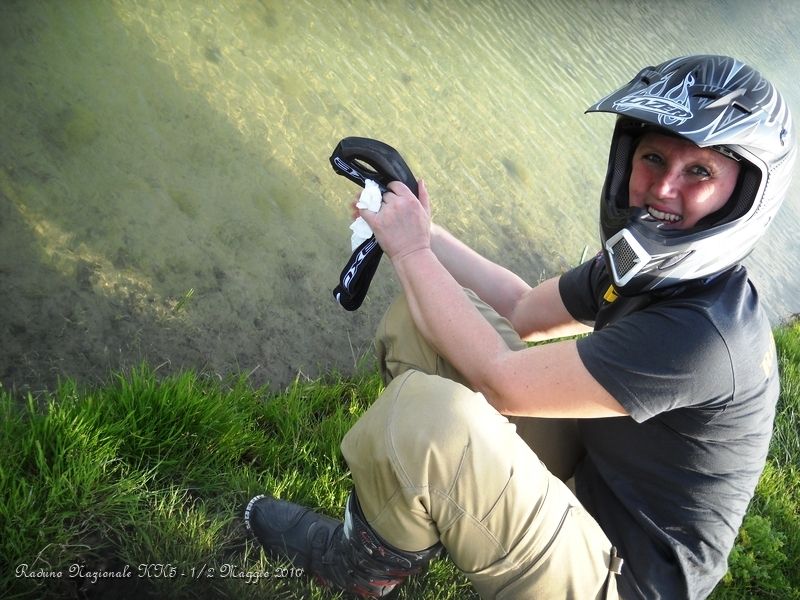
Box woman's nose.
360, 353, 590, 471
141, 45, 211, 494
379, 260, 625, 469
652, 170, 680, 199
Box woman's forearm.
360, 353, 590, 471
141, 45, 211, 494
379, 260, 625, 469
392, 247, 510, 394
429, 224, 531, 319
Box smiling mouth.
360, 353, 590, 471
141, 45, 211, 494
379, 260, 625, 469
647, 206, 683, 224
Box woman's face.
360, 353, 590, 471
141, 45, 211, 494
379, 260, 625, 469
628, 132, 741, 230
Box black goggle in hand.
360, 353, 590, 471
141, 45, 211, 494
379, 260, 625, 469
329, 137, 417, 311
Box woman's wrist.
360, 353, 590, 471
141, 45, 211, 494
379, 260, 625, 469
390, 245, 433, 270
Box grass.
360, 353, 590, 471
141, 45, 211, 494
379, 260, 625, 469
1, 320, 799, 599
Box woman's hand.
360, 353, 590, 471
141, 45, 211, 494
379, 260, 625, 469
359, 179, 431, 262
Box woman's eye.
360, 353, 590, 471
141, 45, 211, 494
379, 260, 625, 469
642, 153, 663, 165
690, 165, 711, 178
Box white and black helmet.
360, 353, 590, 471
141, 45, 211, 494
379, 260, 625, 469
587, 55, 796, 295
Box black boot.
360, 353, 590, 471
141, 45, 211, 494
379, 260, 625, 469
244, 491, 440, 598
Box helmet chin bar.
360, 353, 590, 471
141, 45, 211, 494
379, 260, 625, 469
606, 225, 699, 293
605, 228, 651, 288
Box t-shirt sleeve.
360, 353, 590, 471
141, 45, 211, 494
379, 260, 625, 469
575, 304, 735, 422
558, 257, 604, 325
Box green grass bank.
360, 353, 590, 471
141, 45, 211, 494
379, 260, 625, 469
2, 319, 799, 599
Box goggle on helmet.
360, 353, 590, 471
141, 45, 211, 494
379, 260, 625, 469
586, 55, 796, 296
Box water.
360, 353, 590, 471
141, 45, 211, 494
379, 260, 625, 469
1, 0, 799, 392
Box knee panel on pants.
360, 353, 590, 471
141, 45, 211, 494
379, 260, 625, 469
341, 370, 550, 562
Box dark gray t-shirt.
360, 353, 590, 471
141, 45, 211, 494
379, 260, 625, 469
559, 255, 778, 600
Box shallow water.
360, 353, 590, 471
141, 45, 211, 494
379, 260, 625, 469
1, 0, 799, 392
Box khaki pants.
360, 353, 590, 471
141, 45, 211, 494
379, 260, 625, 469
340, 292, 621, 599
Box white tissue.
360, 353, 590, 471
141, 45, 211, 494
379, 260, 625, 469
350, 179, 382, 251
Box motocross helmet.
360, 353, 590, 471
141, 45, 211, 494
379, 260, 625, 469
586, 55, 796, 296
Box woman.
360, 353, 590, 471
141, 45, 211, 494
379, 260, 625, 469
245, 55, 796, 599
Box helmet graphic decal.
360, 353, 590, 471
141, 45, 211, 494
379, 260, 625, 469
682, 60, 768, 143
613, 72, 694, 126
